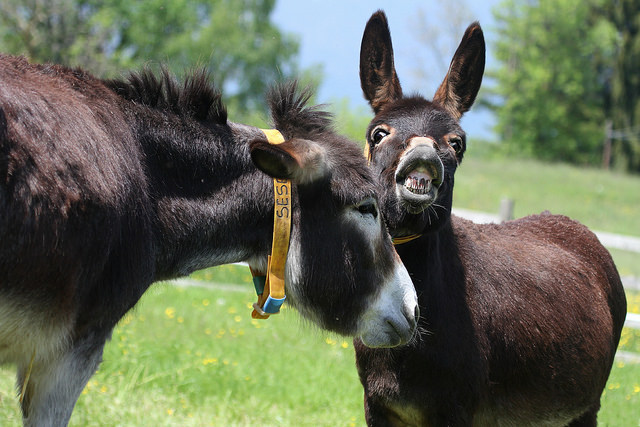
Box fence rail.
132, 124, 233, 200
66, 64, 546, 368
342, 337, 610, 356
627, 313, 640, 330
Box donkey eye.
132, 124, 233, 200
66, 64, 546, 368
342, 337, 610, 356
449, 137, 464, 154
355, 199, 378, 219
371, 127, 389, 145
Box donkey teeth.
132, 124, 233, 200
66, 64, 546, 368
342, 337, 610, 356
404, 173, 432, 195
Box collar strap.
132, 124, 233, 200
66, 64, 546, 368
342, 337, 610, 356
392, 234, 422, 245
363, 142, 372, 165
251, 129, 291, 319
363, 142, 421, 245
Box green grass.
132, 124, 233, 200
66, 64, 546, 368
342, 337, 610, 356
0, 268, 638, 426
0, 276, 365, 426
454, 155, 640, 236
600, 360, 640, 426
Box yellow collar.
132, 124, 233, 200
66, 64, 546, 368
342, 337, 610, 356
363, 142, 372, 165
251, 129, 291, 319
392, 234, 422, 245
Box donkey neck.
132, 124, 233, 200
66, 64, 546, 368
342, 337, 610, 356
395, 220, 464, 300
137, 113, 279, 280
393, 218, 474, 346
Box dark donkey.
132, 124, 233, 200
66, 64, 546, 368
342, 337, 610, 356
354, 11, 627, 426
0, 54, 419, 426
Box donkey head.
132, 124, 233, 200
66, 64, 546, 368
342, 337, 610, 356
360, 11, 485, 237
248, 84, 418, 347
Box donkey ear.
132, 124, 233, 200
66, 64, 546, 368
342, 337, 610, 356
360, 10, 403, 113
250, 137, 329, 185
433, 22, 485, 120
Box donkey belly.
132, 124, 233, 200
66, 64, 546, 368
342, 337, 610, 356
473, 405, 583, 427
365, 381, 586, 427
474, 313, 616, 425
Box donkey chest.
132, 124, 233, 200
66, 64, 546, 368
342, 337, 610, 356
359, 351, 455, 425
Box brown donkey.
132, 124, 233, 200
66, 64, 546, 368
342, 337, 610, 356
0, 55, 418, 426
354, 11, 627, 426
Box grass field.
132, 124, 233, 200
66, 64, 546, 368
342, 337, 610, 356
0, 267, 638, 426
454, 154, 640, 237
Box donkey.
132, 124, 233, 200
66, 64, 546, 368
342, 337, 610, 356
0, 54, 419, 426
353, 11, 627, 426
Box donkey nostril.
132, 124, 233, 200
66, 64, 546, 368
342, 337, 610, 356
414, 305, 420, 322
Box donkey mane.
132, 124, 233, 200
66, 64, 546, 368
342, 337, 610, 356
104, 68, 228, 125
267, 81, 335, 139
105, 71, 334, 141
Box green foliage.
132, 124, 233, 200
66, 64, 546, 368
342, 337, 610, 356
601, 0, 640, 172
490, 0, 616, 166
0, 0, 300, 116
0, 0, 106, 68
328, 98, 373, 146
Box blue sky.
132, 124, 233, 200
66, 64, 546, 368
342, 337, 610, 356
272, 0, 500, 140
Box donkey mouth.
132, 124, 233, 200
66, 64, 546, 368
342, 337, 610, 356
395, 162, 443, 213
403, 167, 436, 195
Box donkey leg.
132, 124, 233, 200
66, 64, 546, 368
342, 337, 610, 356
18, 332, 107, 427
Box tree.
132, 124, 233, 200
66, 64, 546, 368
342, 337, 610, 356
490, 0, 616, 166
0, 0, 301, 116
0, 0, 107, 69
601, 0, 640, 171
411, 0, 475, 93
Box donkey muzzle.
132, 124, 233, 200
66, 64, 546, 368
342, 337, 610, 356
395, 137, 444, 214
358, 259, 419, 348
